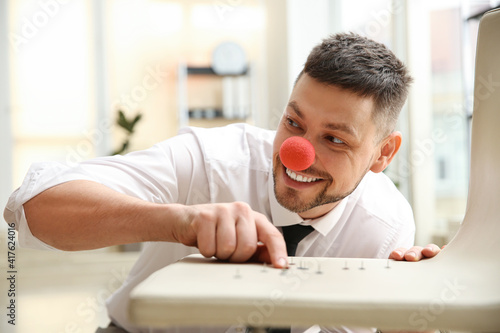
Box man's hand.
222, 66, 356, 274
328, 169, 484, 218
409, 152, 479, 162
389, 244, 443, 261
169, 202, 289, 269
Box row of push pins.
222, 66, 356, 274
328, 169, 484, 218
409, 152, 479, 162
233, 259, 392, 279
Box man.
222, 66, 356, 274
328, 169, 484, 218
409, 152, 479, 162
4, 33, 440, 332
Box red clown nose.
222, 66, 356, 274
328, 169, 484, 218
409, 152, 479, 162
279, 136, 315, 171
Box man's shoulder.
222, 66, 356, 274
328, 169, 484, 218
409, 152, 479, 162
352, 171, 414, 226
179, 123, 275, 146
179, 123, 276, 170
340, 172, 415, 255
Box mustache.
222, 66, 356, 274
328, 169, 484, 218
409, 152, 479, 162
275, 154, 332, 181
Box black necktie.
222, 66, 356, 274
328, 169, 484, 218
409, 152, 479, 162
281, 224, 315, 256
263, 224, 315, 333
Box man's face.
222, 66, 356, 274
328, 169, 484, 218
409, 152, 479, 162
273, 74, 383, 219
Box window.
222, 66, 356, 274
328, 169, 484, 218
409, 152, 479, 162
9, 0, 94, 187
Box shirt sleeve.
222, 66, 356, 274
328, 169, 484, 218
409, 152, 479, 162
3, 130, 209, 250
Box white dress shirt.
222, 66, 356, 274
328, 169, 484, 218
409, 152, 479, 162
4, 123, 415, 333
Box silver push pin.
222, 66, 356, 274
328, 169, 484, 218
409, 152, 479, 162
316, 262, 323, 275
342, 261, 349, 270
298, 261, 309, 270
385, 259, 391, 269
359, 260, 365, 270
234, 268, 241, 279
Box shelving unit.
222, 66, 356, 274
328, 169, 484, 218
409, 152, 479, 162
177, 63, 254, 130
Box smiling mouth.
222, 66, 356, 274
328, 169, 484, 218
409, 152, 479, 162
285, 168, 322, 183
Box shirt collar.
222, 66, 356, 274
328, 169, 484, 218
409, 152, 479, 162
267, 165, 348, 236
301, 197, 348, 236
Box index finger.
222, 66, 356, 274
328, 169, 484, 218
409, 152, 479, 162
254, 215, 288, 268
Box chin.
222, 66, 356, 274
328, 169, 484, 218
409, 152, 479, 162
273, 176, 330, 213
275, 187, 309, 213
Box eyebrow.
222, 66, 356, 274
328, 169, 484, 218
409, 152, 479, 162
288, 101, 305, 119
287, 101, 358, 139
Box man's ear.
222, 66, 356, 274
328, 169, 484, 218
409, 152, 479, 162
370, 131, 402, 173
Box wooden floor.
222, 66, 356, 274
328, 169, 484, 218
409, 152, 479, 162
1, 244, 139, 333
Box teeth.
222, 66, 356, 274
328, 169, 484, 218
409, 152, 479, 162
286, 168, 320, 183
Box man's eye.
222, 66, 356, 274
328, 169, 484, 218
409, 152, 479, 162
328, 136, 344, 144
287, 118, 300, 128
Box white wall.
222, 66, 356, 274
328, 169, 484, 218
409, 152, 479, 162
0, 0, 13, 232
261, 0, 343, 130
262, 0, 289, 129
286, 0, 343, 95
91, 0, 112, 157
405, 0, 435, 246
1, 2, 13, 333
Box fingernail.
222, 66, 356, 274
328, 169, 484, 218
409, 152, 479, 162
277, 257, 288, 268
395, 250, 403, 257
425, 246, 434, 252
407, 251, 417, 260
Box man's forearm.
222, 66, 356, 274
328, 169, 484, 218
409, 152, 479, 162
22, 179, 289, 268
23, 180, 178, 250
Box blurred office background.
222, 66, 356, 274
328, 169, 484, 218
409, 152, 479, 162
1, 0, 499, 332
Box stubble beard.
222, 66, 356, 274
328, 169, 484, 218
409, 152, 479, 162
272, 156, 365, 214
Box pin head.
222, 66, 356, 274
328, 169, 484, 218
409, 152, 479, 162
279, 136, 315, 171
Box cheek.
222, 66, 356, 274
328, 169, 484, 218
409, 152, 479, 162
317, 149, 350, 169
273, 131, 292, 161
320, 151, 361, 183
273, 129, 284, 149
272, 141, 282, 164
